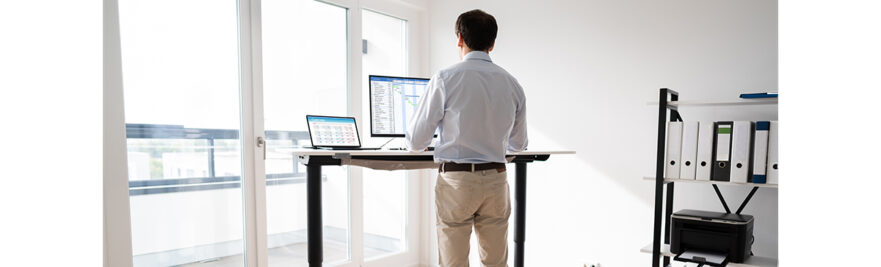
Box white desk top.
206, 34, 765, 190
287, 148, 575, 156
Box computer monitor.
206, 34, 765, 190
369, 75, 435, 137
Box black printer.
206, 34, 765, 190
670, 209, 754, 265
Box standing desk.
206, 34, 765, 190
292, 149, 575, 267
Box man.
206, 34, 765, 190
405, 9, 527, 267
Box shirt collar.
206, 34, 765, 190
463, 51, 492, 62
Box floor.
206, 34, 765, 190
177, 242, 391, 267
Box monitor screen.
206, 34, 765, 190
369, 75, 434, 137
306, 115, 361, 147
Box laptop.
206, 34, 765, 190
306, 115, 380, 150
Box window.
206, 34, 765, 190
361, 9, 409, 260
261, 0, 350, 265
118, 0, 245, 266
109, 0, 425, 266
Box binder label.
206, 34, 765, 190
716, 126, 731, 161
754, 120, 772, 181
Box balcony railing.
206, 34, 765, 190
126, 123, 314, 195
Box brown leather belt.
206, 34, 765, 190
439, 162, 506, 173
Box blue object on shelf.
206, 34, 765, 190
739, 92, 778, 99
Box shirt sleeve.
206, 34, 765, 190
405, 75, 445, 152
507, 82, 528, 152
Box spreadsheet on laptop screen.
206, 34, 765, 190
307, 116, 360, 147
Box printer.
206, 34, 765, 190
670, 209, 754, 265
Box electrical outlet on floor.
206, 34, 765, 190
581, 263, 601, 267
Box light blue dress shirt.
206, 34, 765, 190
405, 51, 528, 163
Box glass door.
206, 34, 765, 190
260, 0, 351, 266
118, 0, 247, 266
361, 8, 409, 261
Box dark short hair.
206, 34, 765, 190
455, 9, 498, 52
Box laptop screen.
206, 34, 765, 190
307, 115, 361, 147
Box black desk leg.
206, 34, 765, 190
306, 164, 323, 267
514, 162, 527, 267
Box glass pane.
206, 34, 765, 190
361, 9, 408, 259
261, 0, 350, 266
118, 0, 245, 266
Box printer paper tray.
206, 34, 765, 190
674, 249, 729, 266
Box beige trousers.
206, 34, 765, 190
435, 169, 510, 267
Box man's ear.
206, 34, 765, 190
488, 42, 495, 52
457, 34, 465, 48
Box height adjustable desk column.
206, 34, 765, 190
292, 149, 574, 267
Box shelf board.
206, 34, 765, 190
643, 176, 778, 188
640, 244, 777, 267
648, 99, 778, 107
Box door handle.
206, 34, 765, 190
257, 136, 266, 160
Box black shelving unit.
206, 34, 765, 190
649, 88, 777, 267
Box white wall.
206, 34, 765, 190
426, 0, 777, 266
